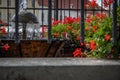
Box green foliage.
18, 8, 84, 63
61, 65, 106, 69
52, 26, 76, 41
84, 13, 120, 58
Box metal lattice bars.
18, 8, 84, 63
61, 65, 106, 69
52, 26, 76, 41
0, 0, 118, 45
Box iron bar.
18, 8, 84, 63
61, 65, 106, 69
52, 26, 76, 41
80, 0, 85, 43
77, 0, 79, 17
60, 0, 62, 20
48, 0, 52, 43
69, 0, 70, 17
55, 0, 58, 20
7, 0, 10, 39
15, 0, 23, 57
0, 7, 111, 12
64, 0, 65, 18
32, 0, 35, 14
101, 0, 103, 13
0, 7, 15, 9
112, 0, 117, 45
41, 0, 44, 27
15, 0, 19, 43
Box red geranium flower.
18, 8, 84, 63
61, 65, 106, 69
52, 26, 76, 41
85, 18, 92, 23
0, 27, 6, 34
90, 40, 96, 50
3, 44, 10, 51
105, 33, 111, 41
92, 26, 97, 32
102, 0, 113, 7
53, 33, 59, 37
52, 20, 60, 26
87, 0, 98, 8
96, 13, 107, 19
63, 17, 75, 24
73, 48, 82, 57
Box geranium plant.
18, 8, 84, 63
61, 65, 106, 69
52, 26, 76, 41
74, 0, 120, 59
84, 13, 115, 58
51, 0, 120, 59
52, 16, 81, 46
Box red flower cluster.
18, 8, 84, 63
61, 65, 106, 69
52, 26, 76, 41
90, 40, 96, 50
92, 26, 98, 32
63, 17, 75, 24
86, 0, 98, 8
52, 20, 61, 26
85, 13, 93, 23
0, 27, 6, 34
102, 0, 113, 7
52, 16, 80, 26
96, 13, 107, 19
63, 16, 80, 24
105, 33, 111, 41
3, 44, 10, 51
73, 48, 82, 57
85, 18, 92, 23
53, 33, 59, 37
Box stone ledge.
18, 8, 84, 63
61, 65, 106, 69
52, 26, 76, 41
0, 58, 120, 80
0, 58, 120, 66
